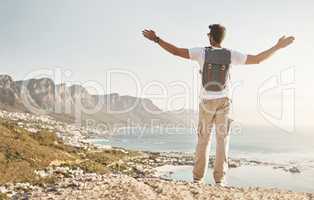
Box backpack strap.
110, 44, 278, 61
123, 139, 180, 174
204, 47, 231, 65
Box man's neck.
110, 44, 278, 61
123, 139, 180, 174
210, 41, 222, 48
212, 44, 222, 48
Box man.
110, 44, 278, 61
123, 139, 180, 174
142, 24, 294, 186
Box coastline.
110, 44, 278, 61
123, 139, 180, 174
0, 110, 313, 199
1, 148, 313, 199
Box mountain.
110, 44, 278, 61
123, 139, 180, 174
0, 75, 26, 112
0, 74, 196, 128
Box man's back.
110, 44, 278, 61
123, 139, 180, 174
189, 46, 247, 100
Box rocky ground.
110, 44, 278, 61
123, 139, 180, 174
0, 110, 312, 200
4, 173, 314, 200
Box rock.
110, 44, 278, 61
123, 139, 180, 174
55, 167, 70, 175
46, 186, 58, 193
35, 170, 51, 178
15, 183, 31, 191
228, 160, 241, 168
288, 166, 301, 173
26, 127, 38, 133
0, 186, 8, 193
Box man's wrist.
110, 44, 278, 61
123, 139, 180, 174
274, 44, 281, 50
153, 36, 160, 44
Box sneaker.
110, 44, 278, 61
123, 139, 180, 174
215, 182, 226, 187
193, 179, 203, 184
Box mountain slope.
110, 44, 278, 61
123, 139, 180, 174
0, 75, 196, 128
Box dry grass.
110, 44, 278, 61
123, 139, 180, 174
0, 120, 76, 184
0, 119, 140, 185
0, 193, 8, 200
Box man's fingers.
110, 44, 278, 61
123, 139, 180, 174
279, 35, 286, 41
142, 30, 150, 36
285, 36, 295, 45
287, 36, 295, 42
142, 29, 157, 41
142, 30, 152, 36
143, 29, 155, 33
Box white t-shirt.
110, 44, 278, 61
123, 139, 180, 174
189, 47, 247, 100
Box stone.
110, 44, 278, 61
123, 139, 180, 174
289, 166, 301, 173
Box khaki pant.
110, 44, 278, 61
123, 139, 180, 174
193, 97, 232, 183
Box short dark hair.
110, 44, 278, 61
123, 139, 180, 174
208, 24, 226, 44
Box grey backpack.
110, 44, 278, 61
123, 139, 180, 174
201, 47, 231, 91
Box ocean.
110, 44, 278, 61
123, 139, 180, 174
90, 125, 314, 192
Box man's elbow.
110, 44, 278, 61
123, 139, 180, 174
173, 48, 189, 59
253, 59, 261, 64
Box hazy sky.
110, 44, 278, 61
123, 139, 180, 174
0, 0, 313, 129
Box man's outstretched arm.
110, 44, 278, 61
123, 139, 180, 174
246, 36, 295, 64
142, 29, 190, 59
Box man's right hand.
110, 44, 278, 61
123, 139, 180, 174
275, 36, 295, 49
142, 29, 158, 42
141, 29, 190, 59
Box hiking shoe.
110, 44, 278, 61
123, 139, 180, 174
193, 179, 203, 184
215, 182, 226, 187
